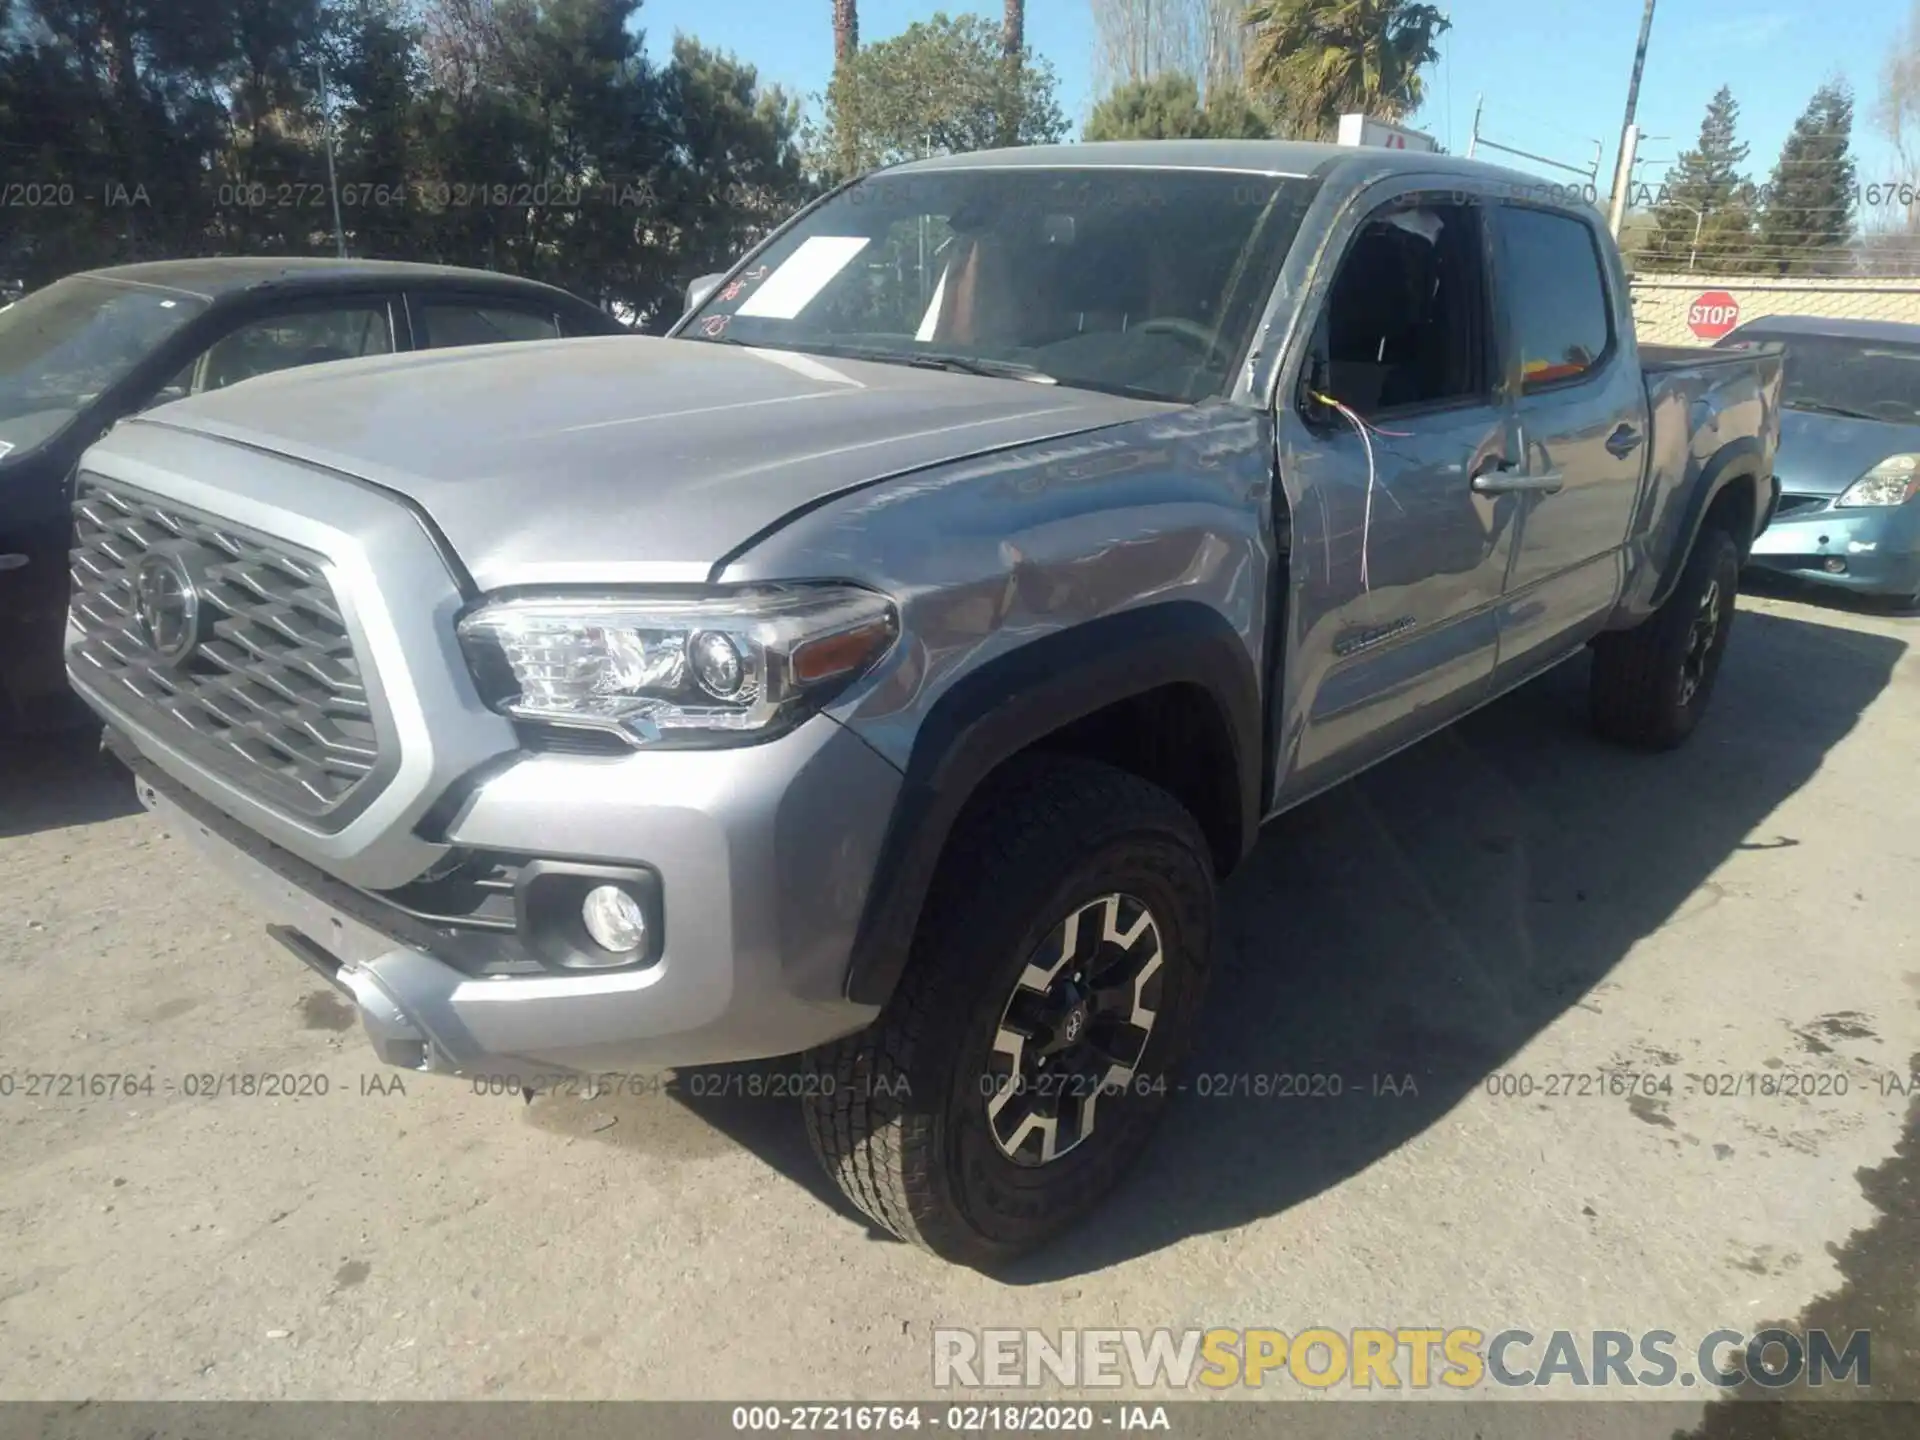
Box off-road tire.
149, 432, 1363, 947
1590, 525, 1740, 750
802, 755, 1214, 1269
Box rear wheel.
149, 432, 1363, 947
803, 756, 1214, 1268
1590, 526, 1740, 750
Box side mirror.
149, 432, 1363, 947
685, 272, 728, 315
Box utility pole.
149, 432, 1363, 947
316, 57, 347, 259
1466, 94, 1482, 160
1609, 124, 1640, 235
1606, 0, 1658, 237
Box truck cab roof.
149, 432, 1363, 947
889, 139, 1572, 201
76, 257, 586, 306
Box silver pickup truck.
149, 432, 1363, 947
67, 141, 1782, 1268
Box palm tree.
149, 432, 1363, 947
832, 0, 859, 66
832, 0, 859, 175
1244, 0, 1449, 140
998, 0, 1025, 145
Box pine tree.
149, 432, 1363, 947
1084, 73, 1273, 141
1648, 86, 1758, 273
1755, 80, 1857, 275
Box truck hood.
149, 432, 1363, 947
1775, 407, 1920, 498
136, 334, 1173, 589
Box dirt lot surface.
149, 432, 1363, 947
2, 585, 1916, 1416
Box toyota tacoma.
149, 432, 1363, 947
68, 141, 1783, 1267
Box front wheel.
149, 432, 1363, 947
802, 756, 1214, 1268
1590, 526, 1740, 750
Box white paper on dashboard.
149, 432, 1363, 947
735, 236, 872, 319
914, 268, 949, 342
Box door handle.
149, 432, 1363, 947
1472, 458, 1565, 495
1605, 423, 1644, 458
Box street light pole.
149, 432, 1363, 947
1666, 202, 1705, 271
316, 56, 347, 259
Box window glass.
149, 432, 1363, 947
416, 302, 560, 349
174, 305, 392, 396
682, 168, 1315, 404
1321, 201, 1488, 415
1719, 330, 1920, 425
0, 277, 207, 454
1499, 207, 1611, 390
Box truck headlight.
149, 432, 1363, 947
1836, 454, 1920, 507
457, 585, 898, 746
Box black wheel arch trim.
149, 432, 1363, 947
1646, 437, 1771, 614
842, 601, 1262, 1008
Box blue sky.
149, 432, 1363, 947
635, 0, 1913, 198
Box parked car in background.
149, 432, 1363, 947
0, 258, 625, 733
1716, 315, 1920, 605
70, 143, 1780, 1266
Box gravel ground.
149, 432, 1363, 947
1, 585, 1916, 1414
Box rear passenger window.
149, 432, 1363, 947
415, 302, 561, 349
1498, 207, 1611, 391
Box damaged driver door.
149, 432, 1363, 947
1271, 178, 1523, 807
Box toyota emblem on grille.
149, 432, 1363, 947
132, 552, 202, 663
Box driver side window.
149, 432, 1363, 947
1315, 199, 1491, 418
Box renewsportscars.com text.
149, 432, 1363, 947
932, 1327, 1870, 1392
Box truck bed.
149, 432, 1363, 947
1638, 341, 1773, 372
1641, 341, 1784, 427
1611, 338, 1785, 622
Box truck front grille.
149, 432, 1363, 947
68, 478, 382, 820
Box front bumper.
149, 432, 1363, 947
120, 714, 897, 1077
62, 426, 899, 1080
1746, 499, 1920, 598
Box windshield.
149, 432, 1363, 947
0, 276, 208, 458
681, 166, 1315, 404
1724, 329, 1920, 425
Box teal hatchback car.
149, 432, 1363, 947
1718, 315, 1920, 604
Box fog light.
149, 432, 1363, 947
1823, 557, 1848, 574
581, 885, 647, 954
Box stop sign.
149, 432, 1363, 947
1688, 290, 1741, 340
